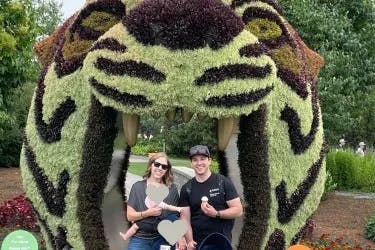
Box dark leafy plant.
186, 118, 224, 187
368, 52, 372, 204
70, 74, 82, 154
0, 194, 38, 230
366, 213, 375, 242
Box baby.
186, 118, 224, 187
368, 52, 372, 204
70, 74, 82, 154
119, 196, 183, 241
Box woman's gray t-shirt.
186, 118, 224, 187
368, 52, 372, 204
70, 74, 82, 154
127, 179, 179, 239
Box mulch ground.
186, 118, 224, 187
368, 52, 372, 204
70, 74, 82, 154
311, 192, 375, 246
1, 167, 375, 247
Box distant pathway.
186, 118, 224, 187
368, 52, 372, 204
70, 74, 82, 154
334, 190, 375, 199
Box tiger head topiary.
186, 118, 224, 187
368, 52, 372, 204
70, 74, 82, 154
22, 0, 325, 249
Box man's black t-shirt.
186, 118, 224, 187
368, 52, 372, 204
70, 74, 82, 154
178, 173, 239, 245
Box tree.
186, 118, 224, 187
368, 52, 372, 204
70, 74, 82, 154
280, 0, 375, 147
0, 0, 38, 106
0, 0, 62, 166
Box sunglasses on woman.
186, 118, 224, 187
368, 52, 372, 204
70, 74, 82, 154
153, 162, 169, 170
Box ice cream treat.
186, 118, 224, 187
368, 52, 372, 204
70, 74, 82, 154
201, 196, 208, 205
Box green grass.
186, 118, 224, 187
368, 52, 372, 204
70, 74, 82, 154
128, 162, 148, 176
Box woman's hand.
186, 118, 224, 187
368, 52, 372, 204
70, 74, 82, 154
144, 206, 162, 217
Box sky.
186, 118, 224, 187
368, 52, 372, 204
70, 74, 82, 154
61, 0, 85, 20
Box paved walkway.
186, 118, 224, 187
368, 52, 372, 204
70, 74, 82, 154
334, 191, 375, 199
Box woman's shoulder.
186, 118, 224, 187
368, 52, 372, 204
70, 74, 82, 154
132, 179, 146, 189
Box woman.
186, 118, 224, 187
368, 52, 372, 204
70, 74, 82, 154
125, 152, 180, 250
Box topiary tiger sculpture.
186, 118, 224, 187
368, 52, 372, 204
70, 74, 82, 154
21, 0, 326, 249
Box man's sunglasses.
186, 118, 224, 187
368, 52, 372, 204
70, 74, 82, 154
153, 162, 169, 170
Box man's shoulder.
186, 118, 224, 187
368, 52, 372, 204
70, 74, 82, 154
181, 177, 194, 190
214, 173, 230, 183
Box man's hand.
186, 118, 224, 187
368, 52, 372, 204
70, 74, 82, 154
200, 202, 217, 218
187, 240, 197, 250
176, 238, 187, 250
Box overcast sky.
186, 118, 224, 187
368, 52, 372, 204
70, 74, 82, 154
61, 0, 85, 20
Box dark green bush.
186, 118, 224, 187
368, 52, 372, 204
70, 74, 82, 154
0, 82, 34, 167
366, 212, 375, 242
165, 116, 217, 157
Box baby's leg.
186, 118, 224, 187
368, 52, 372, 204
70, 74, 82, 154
119, 223, 139, 241
159, 202, 183, 213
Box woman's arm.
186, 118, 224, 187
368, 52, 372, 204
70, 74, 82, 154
127, 205, 162, 221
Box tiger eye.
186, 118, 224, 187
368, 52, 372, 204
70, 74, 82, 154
82, 11, 119, 32
245, 18, 282, 40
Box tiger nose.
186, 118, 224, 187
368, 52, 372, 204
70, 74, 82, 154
124, 0, 244, 50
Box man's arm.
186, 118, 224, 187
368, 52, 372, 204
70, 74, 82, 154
180, 206, 197, 249
223, 197, 243, 218
201, 197, 243, 219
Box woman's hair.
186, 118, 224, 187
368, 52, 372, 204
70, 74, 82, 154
142, 152, 174, 186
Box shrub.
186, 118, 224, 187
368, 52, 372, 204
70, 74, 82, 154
326, 150, 375, 192
366, 212, 375, 242
0, 82, 35, 167
131, 138, 163, 155
0, 194, 38, 230
321, 170, 337, 201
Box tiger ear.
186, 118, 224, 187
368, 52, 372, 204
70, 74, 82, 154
34, 16, 76, 68
53, 0, 126, 77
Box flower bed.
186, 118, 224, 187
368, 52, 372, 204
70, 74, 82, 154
302, 234, 375, 250
0, 194, 37, 230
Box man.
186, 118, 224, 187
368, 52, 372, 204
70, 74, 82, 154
337, 138, 346, 151
356, 141, 366, 157
178, 145, 243, 250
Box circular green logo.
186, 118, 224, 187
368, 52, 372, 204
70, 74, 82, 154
1, 230, 38, 250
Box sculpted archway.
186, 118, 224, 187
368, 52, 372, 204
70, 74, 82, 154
22, 0, 325, 249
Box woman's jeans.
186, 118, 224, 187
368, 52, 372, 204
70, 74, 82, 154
127, 235, 172, 250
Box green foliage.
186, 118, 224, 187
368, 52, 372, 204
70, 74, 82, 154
280, 0, 375, 145
32, 0, 62, 36
114, 114, 217, 158
0, 0, 61, 166
321, 170, 337, 200
366, 212, 375, 242
326, 150, 375, 192
209, 159, 219, 174
0, 0, 38, 102
0, 82, 34, 166
165, 116, 217, 157
131, 139, 163, 155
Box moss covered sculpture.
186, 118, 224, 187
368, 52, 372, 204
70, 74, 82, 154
22, 0, 325, 249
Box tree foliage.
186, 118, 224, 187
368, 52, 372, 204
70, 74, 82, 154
0, 0, 38, 104
280, 0, 375, 147
0, 0, 61, 166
